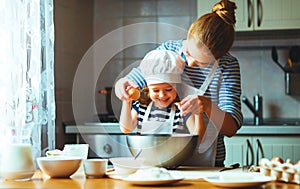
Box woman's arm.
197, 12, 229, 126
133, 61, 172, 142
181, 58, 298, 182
212, 56, 242, 136
119, 100, 138, 134
199, 96, 238, 137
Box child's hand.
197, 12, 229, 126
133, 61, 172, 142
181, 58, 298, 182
174, 102, 182, 109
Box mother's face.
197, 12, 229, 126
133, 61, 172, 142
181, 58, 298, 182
182, 38, 216, 68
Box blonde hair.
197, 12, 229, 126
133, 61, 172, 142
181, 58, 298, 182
188, 0, 237, 59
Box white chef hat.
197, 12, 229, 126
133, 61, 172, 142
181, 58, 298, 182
140, 50, 184, 85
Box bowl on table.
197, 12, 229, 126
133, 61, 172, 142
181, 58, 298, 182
83, 158, 108, 178
109, 157, 145, 174
37, 156, 82, 178
126, 134, 198, 169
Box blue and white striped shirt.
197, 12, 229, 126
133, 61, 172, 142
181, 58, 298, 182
126, 40, 243, 165
131, 101, 188, 134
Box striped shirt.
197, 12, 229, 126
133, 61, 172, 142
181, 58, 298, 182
127, 40, 243, 165
132, 101, 188, 134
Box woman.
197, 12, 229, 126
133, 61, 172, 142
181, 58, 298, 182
115, 0, 242, 167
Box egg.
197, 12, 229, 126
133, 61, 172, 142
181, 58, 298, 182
271, 156, 284, 164
128, 88, 140, 100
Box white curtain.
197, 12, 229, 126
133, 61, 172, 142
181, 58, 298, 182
0, 0, 55, 160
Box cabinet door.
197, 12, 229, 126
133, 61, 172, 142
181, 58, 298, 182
224, 136, 253, 166
197, 0, 214, 18
197, 0, 300, 31
253, 136, 300, 163
197, 0, 251, 31
256, 0, 300, 30
232, 0, 254, 31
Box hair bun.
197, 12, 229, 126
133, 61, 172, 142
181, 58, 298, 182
212, 0, 237, 25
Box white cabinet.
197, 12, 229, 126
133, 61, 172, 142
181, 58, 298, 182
197, 0, 300, 31
224, 135, 300, 167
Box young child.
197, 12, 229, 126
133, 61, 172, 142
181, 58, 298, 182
119, 50, 205, 141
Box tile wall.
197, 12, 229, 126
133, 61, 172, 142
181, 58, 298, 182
54, 0, 300, 148
231, 38, 300, 119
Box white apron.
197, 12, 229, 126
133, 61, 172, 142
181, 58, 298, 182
180, 60, 219, 167
140, 102, 176, 135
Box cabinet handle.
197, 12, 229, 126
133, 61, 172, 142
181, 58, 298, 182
256, 139, 265, 165
257, 0, 263, 27
247, 0, 253, 27
246, 139, 254, 166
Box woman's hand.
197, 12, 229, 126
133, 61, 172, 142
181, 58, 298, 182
115, 77, 139, 101
179, 95, 209, 116
179, 94, 239, 137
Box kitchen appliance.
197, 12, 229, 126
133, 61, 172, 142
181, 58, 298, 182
64, 119, 131, 159
271, 47, 286, 72
71, 86, 130, 159
271, 46, 300, 95
63, 121, 132, 159
95, 114, 118, 123
288, 46, 300, 73
82, 134, 132, 159
285, 73, 300, 95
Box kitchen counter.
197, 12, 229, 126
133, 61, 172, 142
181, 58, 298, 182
237, 125, 300, 135
1, 169, 299, 189
65, 122, 300, 135
65, 123, 122, 134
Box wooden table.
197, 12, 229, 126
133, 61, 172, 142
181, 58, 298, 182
1, 170, 300, 189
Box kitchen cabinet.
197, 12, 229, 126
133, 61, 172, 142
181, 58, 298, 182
197, 0, 300, 31
224, 135, 300, 166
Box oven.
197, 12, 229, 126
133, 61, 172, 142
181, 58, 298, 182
81, 134, 132, 158
65, 87, 132, 158
64, 116, 132, 159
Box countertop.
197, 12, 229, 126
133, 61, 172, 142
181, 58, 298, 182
1, 169, 300, 189
64, 122, 300, 135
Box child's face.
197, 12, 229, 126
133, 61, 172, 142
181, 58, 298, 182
148, 83, 177, 109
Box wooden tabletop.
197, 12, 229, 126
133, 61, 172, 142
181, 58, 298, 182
0, 170, 300, 189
